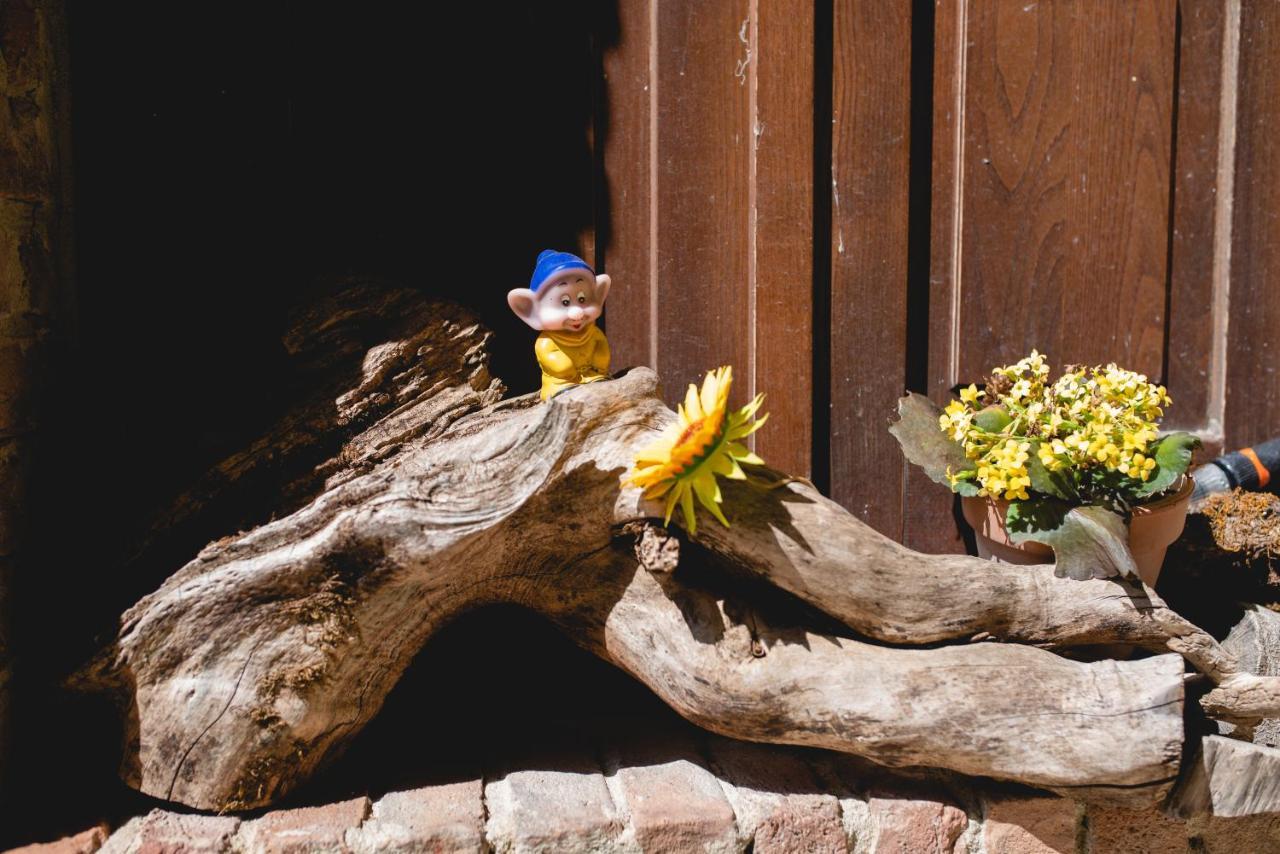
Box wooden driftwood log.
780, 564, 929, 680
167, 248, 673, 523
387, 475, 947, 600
71, 286, 1278, 812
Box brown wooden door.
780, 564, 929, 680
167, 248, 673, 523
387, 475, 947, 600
597, 0, 1280, 550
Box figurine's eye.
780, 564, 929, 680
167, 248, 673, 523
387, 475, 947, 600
561, 297, 571, 307
577, 295, 587, 304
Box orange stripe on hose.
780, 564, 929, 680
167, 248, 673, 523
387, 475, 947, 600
1241, 447, 1272, 488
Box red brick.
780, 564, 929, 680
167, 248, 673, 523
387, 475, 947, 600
983, 796, 1076, 854
1195, 813, 1280, 852
614, 757, 740, 852
6, 824, 108, 854
132, 811, 239, 854
484, 768, 625, 852
1086, 805, 1186, 854
349, 780, 484, 853
753, 799, 847, 854
235, 796, 369, 854
868, 792, 967, 854
704, 737, 848, 853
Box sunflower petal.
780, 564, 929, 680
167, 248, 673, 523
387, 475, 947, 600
684, 383, 704, 421
692, 474, 730, 527
727, 411, 769, 440
663, 487, 681, 526
630, 462, 666, 479
710, 453, 735, 476
736, 392, 766, 421
725, 441, 765, 466
679, 488, 697, 534
635, 438, 676, 463
642, 480, 674, 499
701, 367, 728, 415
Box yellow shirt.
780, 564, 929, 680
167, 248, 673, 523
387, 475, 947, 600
535, 323, 611, 400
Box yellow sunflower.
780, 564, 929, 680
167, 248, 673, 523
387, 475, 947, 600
627, 365, 768, 534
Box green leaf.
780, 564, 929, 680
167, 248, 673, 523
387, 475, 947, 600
1005, 496, 1070, 535
1025, 444, 1078, 501
888, 393, 972, 488
1134, 432, 1201, 498
973, 405, 1012, 433
943, 467, 983, 497
1007, 501, 1138, 581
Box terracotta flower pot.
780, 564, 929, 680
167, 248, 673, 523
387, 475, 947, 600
959, 474, 1194, 588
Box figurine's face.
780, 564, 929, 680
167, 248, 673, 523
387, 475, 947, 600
508, 272, 612, 332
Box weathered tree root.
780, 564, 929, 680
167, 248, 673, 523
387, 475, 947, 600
69, 293, 1278, 811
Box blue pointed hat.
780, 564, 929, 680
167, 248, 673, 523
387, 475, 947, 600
530, 250, 594, 292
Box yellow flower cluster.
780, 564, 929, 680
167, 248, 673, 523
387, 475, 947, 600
940, 351, 1172, 501
975, 439, 1032, 501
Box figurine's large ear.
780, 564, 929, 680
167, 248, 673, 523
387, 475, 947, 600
507, 288, 543, 330
595, 273, 611, 305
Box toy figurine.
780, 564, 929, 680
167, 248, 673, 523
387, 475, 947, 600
508, 250, 612, 401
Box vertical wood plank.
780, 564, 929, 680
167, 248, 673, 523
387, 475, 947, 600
754, 0, 814, 476
1162, 1, 1228, 448
601, 2, 814, 474
828, 0, 912, 537
953, 0, 1176, 385
600, 0, 654, 372
1226, 0, 1280, 447
1166, 0, 1228, 438
653, 1, 754, 411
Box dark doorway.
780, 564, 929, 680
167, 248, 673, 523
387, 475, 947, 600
8, 3, 613, 845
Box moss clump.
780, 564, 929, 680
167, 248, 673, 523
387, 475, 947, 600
281, 573, 358, 649
1201, 489, 1280, 560
219, 738, 307, 813
247, 575, 358, 727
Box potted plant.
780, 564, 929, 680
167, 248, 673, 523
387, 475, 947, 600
890, 351, 1200, 586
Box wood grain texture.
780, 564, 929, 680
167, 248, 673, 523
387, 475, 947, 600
653, 0, 753, 413
1165, 0, 1228, 435
602, 1, 814, 475
959, 0, 1175, 383
77, 290, 1280, 811
752, 0, 814, 477
932, 0, 1176, 386
599, 0, 653, 372
1226, 0, 1280, 448
77, 358, 1195, 811
828, 0, 911, 538
551, 550, 1185, 804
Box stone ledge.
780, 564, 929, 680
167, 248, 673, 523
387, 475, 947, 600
6, 824, 109, 854
234, 796, 370, 854
28, 730, 1280, 854
348, 780, 485, 854
1167, 735, 1280, 819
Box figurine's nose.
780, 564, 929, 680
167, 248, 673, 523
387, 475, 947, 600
568, 306, 585, 320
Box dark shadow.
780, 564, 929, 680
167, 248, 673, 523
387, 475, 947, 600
1158, 511, 1260, 639
11, 1, 619, 845
904, 0, 936, 396
271, 601, 682, 810
717, 474, 819, 557
952, 492, 979, 555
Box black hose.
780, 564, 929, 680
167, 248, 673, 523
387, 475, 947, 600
1191, 436, 1280, 504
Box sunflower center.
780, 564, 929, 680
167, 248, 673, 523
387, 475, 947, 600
676, 417, 706, 448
